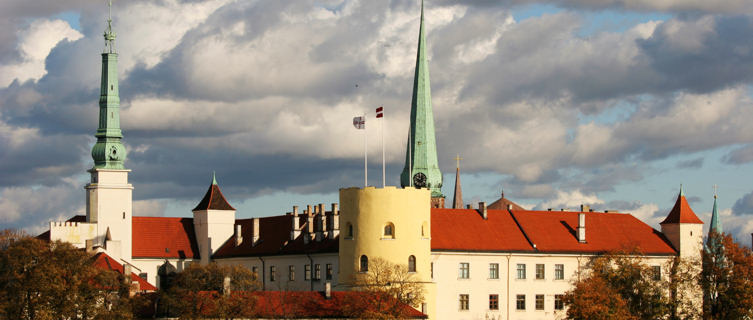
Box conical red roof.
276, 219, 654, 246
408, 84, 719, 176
660, 192, 703, 224
192, 182, 235, 211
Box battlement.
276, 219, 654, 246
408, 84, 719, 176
49, 221, 97, 249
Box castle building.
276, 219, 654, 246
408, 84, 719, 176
43, 2, 710, 319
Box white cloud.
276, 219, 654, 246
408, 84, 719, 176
0, 19, 82, 87
538, 189, 605, 210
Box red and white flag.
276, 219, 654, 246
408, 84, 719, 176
376, 106, 384, 118
353, 116, 365, 129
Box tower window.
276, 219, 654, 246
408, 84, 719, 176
383, 222, 395, 238
360, 255, 368, 272
408, 255, 416, 272
346, 223, 353, 239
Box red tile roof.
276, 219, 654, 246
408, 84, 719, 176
92, 252, 157, 291
132, 217, 200, 259
487, 193, 526, 211
513, 210, 677, 254
249, 291, 427, 319
192, 184, 235, 211
213, 215, 338, 259
660, 193, 703, 224
431, 208, 677, 255
431, 208, 534, 252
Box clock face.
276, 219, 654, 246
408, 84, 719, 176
413, 172, 427, 188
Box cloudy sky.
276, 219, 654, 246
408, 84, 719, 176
1, 0, 753, 245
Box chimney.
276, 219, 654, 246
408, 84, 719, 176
479, 202, 487, 220
507, 204, 512, 211
318, 203, 325, 215
291, 214, 301, 240
235, 224, 243, 246
293, 205, 299, 216
580, 204, 589, 212
85, 239, 95, 254
466, 204, 472, 209
325, 281, 332, 299
252, 218, 260, 246
307, 205, 312, 216
223, 276, 231, 296
123, 264, 132, 285
331, 203, 339, 215
577, 212, 586, 243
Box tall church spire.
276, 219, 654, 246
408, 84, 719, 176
91, 0, 126, 169
709, 187, 722, 235
452, 154, 463, 209
401, 0, 444, 206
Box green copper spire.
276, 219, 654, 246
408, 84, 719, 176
91, 0, 126, 169
401, 0, 443, 198
709, 192, 722, 234
212, 171, 218, 185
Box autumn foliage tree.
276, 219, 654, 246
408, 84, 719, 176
0, 233, 131, 320
564, 250, 697, 320
701, 232, 753, 320
347, 257, 426, 319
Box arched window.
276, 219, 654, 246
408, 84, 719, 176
408, 255, 416, 272
360, 255, 369, 272
384, 222, 395, 239
347, 223, 353, 239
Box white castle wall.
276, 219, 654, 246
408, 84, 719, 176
49, 221, 97, 248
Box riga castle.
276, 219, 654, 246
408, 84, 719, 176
42, 2, 717, 319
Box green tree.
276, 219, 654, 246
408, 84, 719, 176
702, 232, 753, 320
0, 235, 130, 320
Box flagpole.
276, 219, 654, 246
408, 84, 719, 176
381, 109, 385, 188
364, 113, 368, 187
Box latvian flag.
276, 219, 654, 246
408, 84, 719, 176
376, 106, 384, 118
353, 116, 365, 129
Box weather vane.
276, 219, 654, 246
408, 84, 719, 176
104, 0, 117, 53
454, 154, 462, 169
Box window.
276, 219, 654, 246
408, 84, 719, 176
305, 264, 311, 280
360, 255, 368, 272
516, 295, 526, 310
408, 255, 416, 272
489, 263, 499, 279
315, 264, 321, 280
421, 221, 428, 237
517, 264, 526, 279
535, 294, 544, 310
431, 262, 434, 279
347, 223, 353, 238
555, 264, 564, 280
652, 265, 661, 281
138, 273, 147, 280
554, 294, 564, 310
384, 222, 395, 238
536, 264, 545, 279
252, 266, 259, 280
326, 263, 333, 280
270, 266, 276, 282
459, 294, 470, 310
459, 263, 470, 279
489, 294, 499, 310
288, 265, 295, 281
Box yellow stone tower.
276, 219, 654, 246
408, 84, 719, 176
338, 186, 436, 319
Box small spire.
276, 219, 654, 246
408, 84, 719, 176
679, 184, 684, 197
452, 154, 463, 209
104, 0, 117, 53
709, 186, 722, 234
212, 171, 218, 185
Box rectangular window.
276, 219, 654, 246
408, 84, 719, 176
252, 266, 259, 280
536, 264, 545, 279
305, 264, 311, 280
315, 264, 321, 280
489, 294, 499, 310
535, 294, 544, 310
517, 264, 526, 279
431, 262, 434, 279
459, 263, 470, 279
555, 294, 564, 310
288, 265, 295, 281
459, 294, 470, 310
516, 295, 526, 310
652, 265, 661, 281
270, 266, 276, 282
555, 264, 564, 280
326, 263, 333, 280
489, 263, 499, 279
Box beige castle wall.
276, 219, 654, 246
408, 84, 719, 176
85, 168, 133, 262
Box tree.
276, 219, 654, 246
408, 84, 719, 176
564, 250, 698, 320
702, 232, 753, 320
158, 262, 260, 319
0, 234, 130, 320
346, 257, 426, 319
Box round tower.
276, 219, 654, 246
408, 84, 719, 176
338, 186, 435, 319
